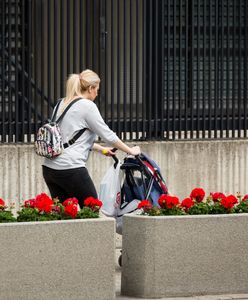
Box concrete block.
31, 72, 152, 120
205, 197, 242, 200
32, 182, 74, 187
121, 214, 248, 298
0, 218, 115, 300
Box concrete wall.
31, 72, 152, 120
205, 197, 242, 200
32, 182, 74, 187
0, 139, 248, 208
0, 218, 115, 300
121, 214, 248, 298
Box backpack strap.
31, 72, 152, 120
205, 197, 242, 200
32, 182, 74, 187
63, 128, 87, 149
51, 97, 88, 149
52, 97, 83, 123
50, 99, 63, 122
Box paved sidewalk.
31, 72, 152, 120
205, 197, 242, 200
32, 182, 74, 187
115, 249, 248, 300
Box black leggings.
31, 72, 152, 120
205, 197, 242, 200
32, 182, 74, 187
42, 166, 98, 208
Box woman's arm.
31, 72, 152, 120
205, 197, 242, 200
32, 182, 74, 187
92, 139, 140, 156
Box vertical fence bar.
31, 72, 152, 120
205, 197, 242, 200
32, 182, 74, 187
190, 0, 194, 138
54, 0, 58, 101
123, 0, 127, 139
154, 0, 158, 139
208, 0, 212, 138
7, 0, 12, 141
40, 0, 44, 125
73, 0, 77, 72
117, 0, 120, 137
92, 0, 96, 71
178, 0, 182, 139
226, 1, 230, 137
47, 0, 51, 117
185, 0, 188, 138
1, 0, 5, 142
27, 0, 32, 141
202, 0, 206, 138
111, 0, 114, 131
21, 0, 25, 140
136, 0, 140, 138
166, 0, 170, 140
79, 0, 84, 70
214, 0, 218, 138
67, 0, 71, 74
60, 0, 64, 96
232, 0, 236, 137
238, 0, 241, 137
102, 0, 108, 124
15, 0, 20, 141
148, 0, 152, 139
142, 0, 146, 139
197, 0, 200, 138
129, 0, 133, 140
244, 0, 248, 137
220, 0, 224, 138
86, 0, 90, 67
172, 0, 176, 139
160, 0, 165, 139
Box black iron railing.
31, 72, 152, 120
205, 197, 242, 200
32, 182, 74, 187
0, 0, 247, 143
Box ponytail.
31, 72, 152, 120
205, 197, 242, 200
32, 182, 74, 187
65, 74, 83, 101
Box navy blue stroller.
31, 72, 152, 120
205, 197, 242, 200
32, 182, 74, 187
112, 152, 168, 266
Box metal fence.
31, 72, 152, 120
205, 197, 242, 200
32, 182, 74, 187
0, 0, 247, 143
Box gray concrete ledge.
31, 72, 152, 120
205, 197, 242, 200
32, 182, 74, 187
121, 214, 248, 298
0, 218, 115, 300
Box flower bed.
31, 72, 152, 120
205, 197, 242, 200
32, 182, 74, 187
121, 188, 248, 298
0, 193, 103, 222
137, 188, 248, 216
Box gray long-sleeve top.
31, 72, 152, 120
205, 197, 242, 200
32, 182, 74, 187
42, 98, 119, 170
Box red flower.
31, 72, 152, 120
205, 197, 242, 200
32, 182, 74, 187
64, 204, 78, 218
0, 198, 5, 207
24, 199, 36, 208
242, 194, 248, 202
63, 197, 79, 207
210, 192, 226, 202
35, 193, 53, 213
181, 197, 194, 211
138, 200, 153, 210
158, 194, 180, 209
190, 188, 205, 202
84, 197, 103, 209
220, 194, 238, 209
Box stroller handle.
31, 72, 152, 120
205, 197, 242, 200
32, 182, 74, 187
111, 148, 119, 168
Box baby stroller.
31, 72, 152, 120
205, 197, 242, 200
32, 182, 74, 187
99, 151, 168, 266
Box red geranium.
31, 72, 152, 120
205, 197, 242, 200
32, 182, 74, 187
242, 194, 248, 202
24, 199, 36, 208
63, 197, 79, 207
0, 198, 5, 207
64, 204, 78, 218
158, 194, 180, 209
84, 197, 103, 211
181, 197, 194, 211
35, 193, 54, 213
190, 188, 205, 202
138, 200, 153, 211
220, 194, 238, 209
210, 192, 226, 202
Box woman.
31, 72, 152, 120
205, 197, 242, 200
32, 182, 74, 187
42, 69, 141, 207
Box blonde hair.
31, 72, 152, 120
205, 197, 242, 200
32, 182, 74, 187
65, 69, 100, 101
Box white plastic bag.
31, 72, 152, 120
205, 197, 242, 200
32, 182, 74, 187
99, 161, 124, 217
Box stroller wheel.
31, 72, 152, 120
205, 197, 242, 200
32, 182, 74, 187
118, 254, 122, 267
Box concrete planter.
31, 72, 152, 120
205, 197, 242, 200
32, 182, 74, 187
121, 214, 248, 298
0, 218, 115, 300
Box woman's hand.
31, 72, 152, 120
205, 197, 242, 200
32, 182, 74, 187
129, 146, 141, 156
101, 147, 116, 156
